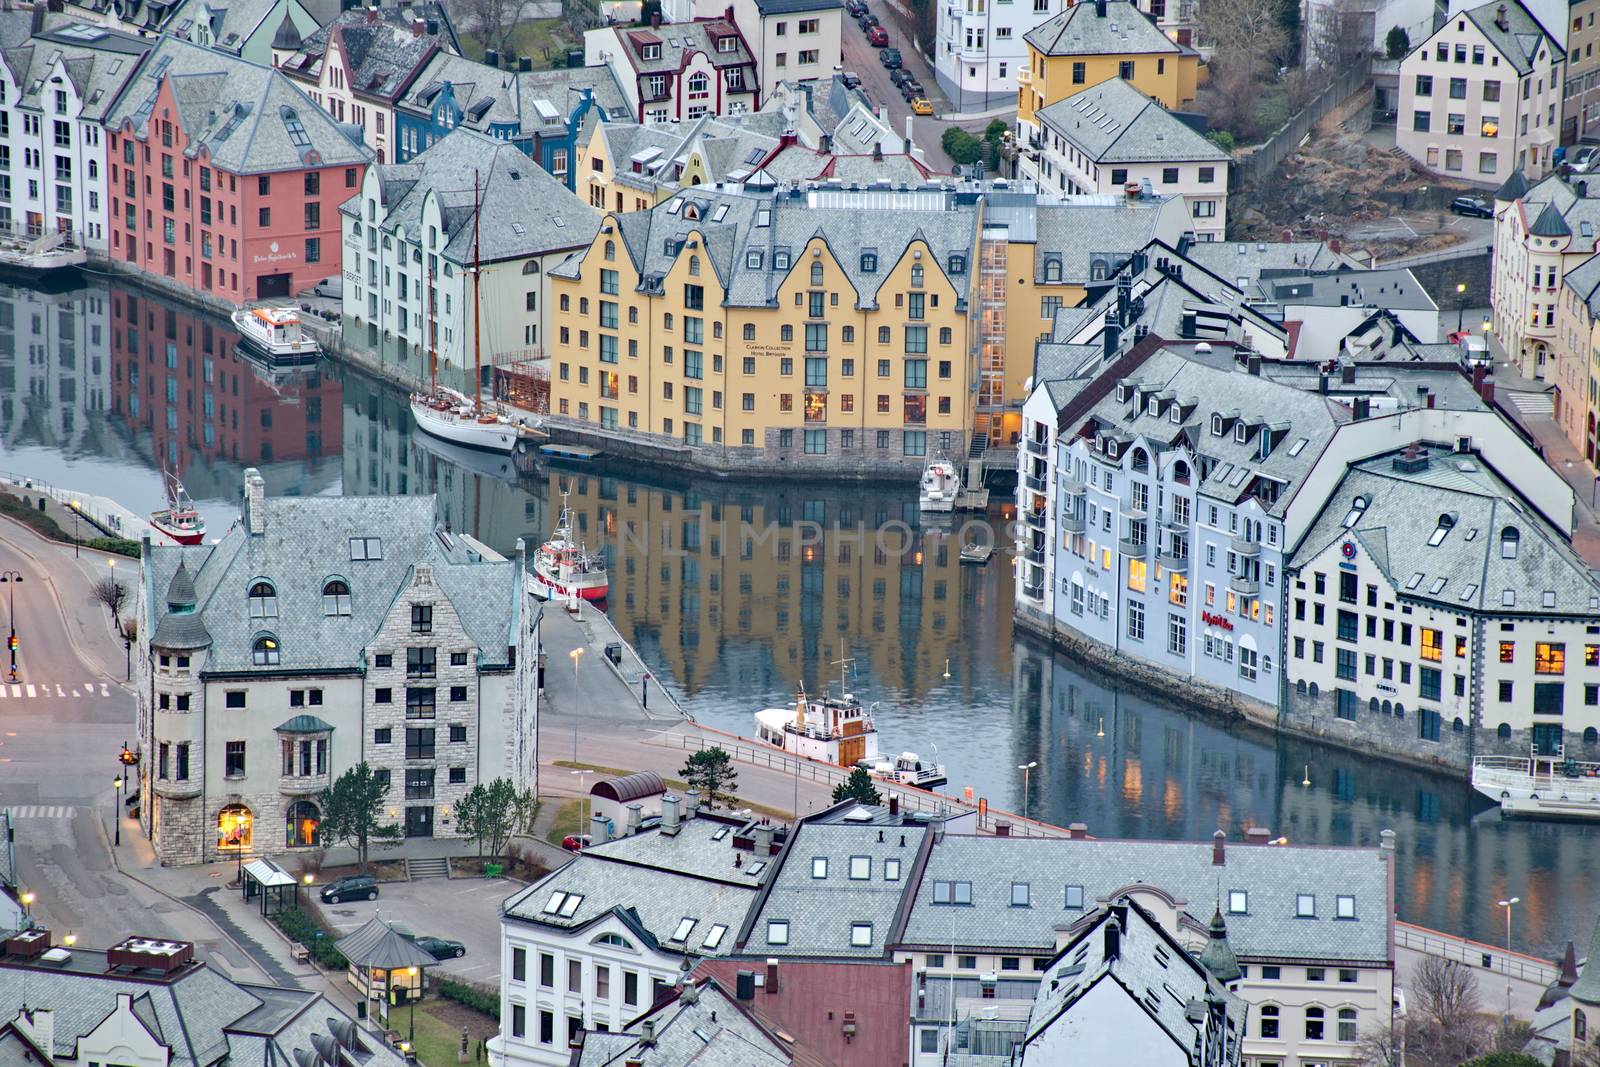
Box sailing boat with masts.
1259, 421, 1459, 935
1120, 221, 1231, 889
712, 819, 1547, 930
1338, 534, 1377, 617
410, 171, 525, 453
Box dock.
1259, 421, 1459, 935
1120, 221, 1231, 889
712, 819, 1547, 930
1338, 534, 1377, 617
540, 442, 603, 462
0, 230, 86, 273
1, 471, 162, 544
953, 487, 990, 510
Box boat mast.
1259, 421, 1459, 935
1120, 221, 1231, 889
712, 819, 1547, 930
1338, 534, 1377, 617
472, 169, 482, 413
426, 254, 437, 395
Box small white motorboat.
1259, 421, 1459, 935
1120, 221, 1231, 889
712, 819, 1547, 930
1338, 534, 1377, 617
231, 306, 320, 364
860, 751, 947, 788
919, 456, 961, 512
1471, 748, 1600, 819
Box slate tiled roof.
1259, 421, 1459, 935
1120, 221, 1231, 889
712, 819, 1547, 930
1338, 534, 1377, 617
1024, 197, 1182, 284
282, 2, 456, 103
741, 822, 930, 958
1035, 78, 1227, 165
354, 128, 595, 265
400, 55, 629, 134
1291, 443, 1600, 616
1181, 240, 1349, 293
613, 18, 753, 74
1265, 267, 1436, 311
144, 469, 518, 672
1462, 0, 1556, 74
574, 979, 792, 1067
163, 0, 333, 55
4, 23, 150, 123
1024, 0, 1180, 56
898, 834, 1392, 963
502, 813, 764, 955
1562, 247, 1600, 316
753, 0, 840, 12
104, 37, 371, 174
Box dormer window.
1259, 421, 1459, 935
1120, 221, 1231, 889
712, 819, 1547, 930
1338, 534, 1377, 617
948, 254, 966, 273
1258, 433, 1273, 460
774, 250, 791, 270
1234, 422, 1248, 444
1118, 383, 1132, 403
1043, 257, 1063, 282
1501, 526, 1520, 559
1342, 496, 1368, 528
248, 581, 277, 618
1147, 397, 1159, 417
1211, 413, 1224, 436
252, 634, 280, 666
860, 250, 878, 272
322, 579, 351, 616
1428, 513, 1456, 547
1169, 404, 1181, 424
642, 43, 661, 59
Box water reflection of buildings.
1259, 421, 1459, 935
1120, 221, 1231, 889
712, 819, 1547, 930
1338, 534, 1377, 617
0, 281, 115, 456
108, 285, 344, 499
1014, 634, 1600, 956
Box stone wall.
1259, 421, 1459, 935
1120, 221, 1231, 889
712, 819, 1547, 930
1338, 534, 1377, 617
1282, 680, 1472, 773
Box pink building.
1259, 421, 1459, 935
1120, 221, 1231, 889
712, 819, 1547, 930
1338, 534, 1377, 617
105, 37, 372, 303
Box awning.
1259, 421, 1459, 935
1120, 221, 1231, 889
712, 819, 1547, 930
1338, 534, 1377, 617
335, 917, 438, 969
243, 858, 299, 888
275, 714, 334, 734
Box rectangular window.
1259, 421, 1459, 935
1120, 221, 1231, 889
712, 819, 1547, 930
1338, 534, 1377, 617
406, 687, 437, 719
411, 604, 432, 632
225, 741, 245, 777
1537, 642, 1566, 674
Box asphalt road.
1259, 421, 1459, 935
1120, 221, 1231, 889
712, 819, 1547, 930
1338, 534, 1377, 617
840, 3, 967, 172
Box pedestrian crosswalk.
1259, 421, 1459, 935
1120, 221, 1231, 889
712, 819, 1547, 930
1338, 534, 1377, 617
5, 806, 78, 818
0, 681, 112, 700
1503, 390, 1556, 419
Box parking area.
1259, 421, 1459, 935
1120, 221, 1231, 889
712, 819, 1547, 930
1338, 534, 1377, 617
317, 875, 521, 986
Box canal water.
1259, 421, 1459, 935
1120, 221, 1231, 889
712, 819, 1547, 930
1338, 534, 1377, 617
3, 274, 1597, 957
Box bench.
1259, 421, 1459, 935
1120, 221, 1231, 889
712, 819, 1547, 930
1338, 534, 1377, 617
291, 945, 310, 963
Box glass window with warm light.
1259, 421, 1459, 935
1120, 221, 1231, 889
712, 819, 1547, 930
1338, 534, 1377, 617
1421, 629, 1443, 661
1128, 558, 1147, 593
1536, 642, 1566, 674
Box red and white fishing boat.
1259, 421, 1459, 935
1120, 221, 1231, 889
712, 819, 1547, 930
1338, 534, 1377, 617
150, 469, 205, 545
529, 495, 608, 602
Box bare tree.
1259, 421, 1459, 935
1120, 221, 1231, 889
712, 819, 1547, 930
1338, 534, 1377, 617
1401, 957, 1492, 1067
90, 576, 128, 627
458, 0, 526, 57
1198, 0, 1288, 88
1308, 0, 1373, 71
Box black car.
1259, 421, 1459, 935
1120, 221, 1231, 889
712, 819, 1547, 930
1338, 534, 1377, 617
840, 70, 862, 88
1450, 195, 1493, 218
857, 12, 879, 29
879, 47, 902, 68
889, 68, 910, 87
319, 874, 378, 904
900, 78, 924, 101
413, 936, 466, 960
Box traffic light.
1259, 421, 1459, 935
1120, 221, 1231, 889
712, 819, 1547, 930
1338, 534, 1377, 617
7, 635, 15, 651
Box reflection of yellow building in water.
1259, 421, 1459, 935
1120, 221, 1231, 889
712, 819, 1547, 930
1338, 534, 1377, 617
546, 470, 1010, 701
546, 182, 1191, 473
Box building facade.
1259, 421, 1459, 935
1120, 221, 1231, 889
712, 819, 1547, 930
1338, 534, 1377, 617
104, 37, 371, 303
1565, 0, 1600, 140
724, 0, 843, 98
1490, 171, 1600, 380
585, 17, 758, 122
1016, 77, 1230, 239
1395, 0, 1563, 188
0, 22, 149, 251
135, 468, 540, 864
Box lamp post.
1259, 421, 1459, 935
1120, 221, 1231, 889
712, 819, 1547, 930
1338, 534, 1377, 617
19, 891, 34, 928
113, 775, 123, 847
1457, 282, 1467, 333
406, 966, 418, 1046
1497, 896, 1519, 1027
571, 768, 592, 845
1, 570, 22, 681
69, 501, 82, 557
1017, 761, 1037, 835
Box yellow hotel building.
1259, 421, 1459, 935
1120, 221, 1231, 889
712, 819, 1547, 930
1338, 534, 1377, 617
545, 179, 1190, 474
1018, 0, 1203, 135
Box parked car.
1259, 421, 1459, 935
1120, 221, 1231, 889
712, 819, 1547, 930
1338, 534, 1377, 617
840, 70, 862, 88
911, 97, 934, 115
857, 12, 878, 29
412, 936, 466, 960
900, 79, 924, 101
889, 68, 910, 87
1450, 195, 1492, 218
1571, 146, 1600, 174
866, 24, 888, 45
311, 275, 343, 299
561, 833, 592, 852
843, 0, 867, 15
879, 47, 901, 68
319, 875, 378, 904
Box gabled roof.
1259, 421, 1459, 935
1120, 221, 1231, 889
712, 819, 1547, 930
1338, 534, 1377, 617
607, 17, 754, 74
1, 23, 151, 123
573, 979, 793, 1067
1459, 0, 1557, 74
1024, 0, 1180, 56
281, 2, 456, 102
1035, 78, 1228, 164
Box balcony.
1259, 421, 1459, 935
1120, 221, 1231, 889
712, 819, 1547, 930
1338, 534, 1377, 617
279, 770, 330, 796
1123, 504, 1147, 521
1024, 436, 1048, 457
1061, 511, 1086, 533
1230, 536, 1262, 557
1026, 508, 1046, 529
1060, 476, 1086, 497
1157, 550, 1189, 573
1022, 580, 1045, 600
1024, 545, 1045, 565
1119, 538, 1148, 558
154, 778, 201, 800
1025, 473, 1047, 493
1230, 576, 1260, 596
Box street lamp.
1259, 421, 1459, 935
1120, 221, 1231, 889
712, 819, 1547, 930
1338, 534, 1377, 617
0, 570, 22, 681
63, 932, 77, 947
1457, 281, 1467, 333
1497, 896, 1520, 1026
70, 501, 80, 558
19, 890, 33, 927
1017, 762, 1037, 835
571, 768, 592, 845
112, 776, 124, 847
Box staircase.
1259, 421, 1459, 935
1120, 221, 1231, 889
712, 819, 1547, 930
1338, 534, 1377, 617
968, 413, 991, 461
405, 856, 450, 880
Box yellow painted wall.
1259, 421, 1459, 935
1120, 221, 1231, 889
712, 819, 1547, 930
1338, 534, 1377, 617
1018, 48, 1200, 124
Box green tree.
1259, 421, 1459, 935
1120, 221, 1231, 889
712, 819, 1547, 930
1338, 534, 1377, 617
513, 787, 540, 835
681, 748, 739, 807
941, 127, 982, 166
317, 762, 400, 869
831, 767, 882, 806
456, 777, 519, 858
1385, 25, 1410, 59
1206, 129, 1236, 153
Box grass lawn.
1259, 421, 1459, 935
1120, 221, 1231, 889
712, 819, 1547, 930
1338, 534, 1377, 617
551, 760, 797, 821
461, 18, 570, 68
543, 798, 585, 847
408, 1000, 498, 1067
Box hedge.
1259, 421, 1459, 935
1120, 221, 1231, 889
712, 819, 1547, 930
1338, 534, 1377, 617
437, 977, 500, 1020
272, 908, 348, 970
85, 536, 141, 558
0, 493, 66, 540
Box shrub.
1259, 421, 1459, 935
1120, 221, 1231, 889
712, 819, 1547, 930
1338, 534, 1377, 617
941, 127, 982, 166
1385, 25, 1410, 60
272, 908, 348, 970
85, 537, 141, 558
1206, 129, 1236, 153
437, 978, 501, 1020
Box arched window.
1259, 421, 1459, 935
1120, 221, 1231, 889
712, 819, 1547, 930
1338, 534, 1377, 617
1498, 722, 1513, 738
940, 327, 952, 345
1309, 682, 1319, 699
911, 264, 924, 287
1337, 1008, 1357, 1042
743, 323, 756, 341
1304, 1006, 1325, 1041
248, 581, 277, 618
1453, 717, 1465, 732
218, 804, 253, 851
1382, 700, 1392, 715
877, 326, 891, 343
1129, 448, 1149, 472
810, 262, 824, 285
1394, 703, 1405, 719
604, 240, 615, 261
323, 579, 351, 616
1296, 679, 1307, 695
1585, 727, 1599, 744
1211, 413, 1224, 436
285, 800, 320, 848
1500, 526, 1521, 559
1259, 1005, 1280, 1039
253, 634, 281, 666
687, 72, 708, 94
559, 294, 570, 311
781, 324, 793, 342
592, 932, 637, 950
1577, 1008, 1588, 1041
579, 297, 589, 315
689, 255, 700, 276
1369, 697, 1379, 713
1043, 258, 1062, 282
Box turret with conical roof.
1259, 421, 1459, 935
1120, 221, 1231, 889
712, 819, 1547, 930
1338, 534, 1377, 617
1538, 940, 1580, 1009
1529, 200, 1572, 238
1199, 907, 1242, 984
1569, 913, 1600, 1006
151, 560, 211, 650
1496, 169, 1530, 203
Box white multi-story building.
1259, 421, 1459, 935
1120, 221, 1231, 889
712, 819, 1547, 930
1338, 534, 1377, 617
586, 15, 759, 123
1491, 171, 1600, 380
1017, 78, 1231, 239
0, 280, 113, 452
1396, 0, 1563, 187
489, 795, 773, 1067
724, 0, 842, 98
135, 467, 541, 864
340, 128, 596, 395
0, 22, 149, 251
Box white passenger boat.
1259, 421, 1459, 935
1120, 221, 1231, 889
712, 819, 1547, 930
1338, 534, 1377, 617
1471, 749, 1600, 819
231, 305, 320, 364
754, 687, 881, 769
859, 751, 947, 788
919, 456, 961, 512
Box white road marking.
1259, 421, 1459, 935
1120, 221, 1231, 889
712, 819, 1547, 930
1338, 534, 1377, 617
55, 685, 64, 697
8, 686, 17, 698
24, 685, 35, 698
70, 689, 79, 698
100, 684, 109, 697
6, 805, 76, 818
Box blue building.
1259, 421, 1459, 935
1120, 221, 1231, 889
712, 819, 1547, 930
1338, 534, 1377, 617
393, 53, 629, 191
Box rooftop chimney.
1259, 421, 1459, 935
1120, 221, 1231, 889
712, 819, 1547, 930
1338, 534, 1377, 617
640, 1020, 656, 1046
410, 16, 422, 34
735, 970, 756, 999
661, 795, 681, 836
1341, 362, 1355, 384
1102, 309, 1121, 362
1353, 396, 1370, 421
1247, 353, 1262, 376
685, 788, 701, 819
1245, 826, 1270, 844
888, 795, 899, 817
425, 16, 437, 32
1094, 0, 1106, 14
518, 55, 532, 71
1380, 828, 1396, 851
365, 3, 377, 21
754, 824, 774, 855
484, 48, 499, 67
625, 802, 642, 836
244, 468, 267, 534
590, 811, 610, 845
1495, 2, 1508, 29
996, 820, 1011, 837
1069, 822, 1088, 839
1212, 829, 1226, 866
765, 958, 780, 994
